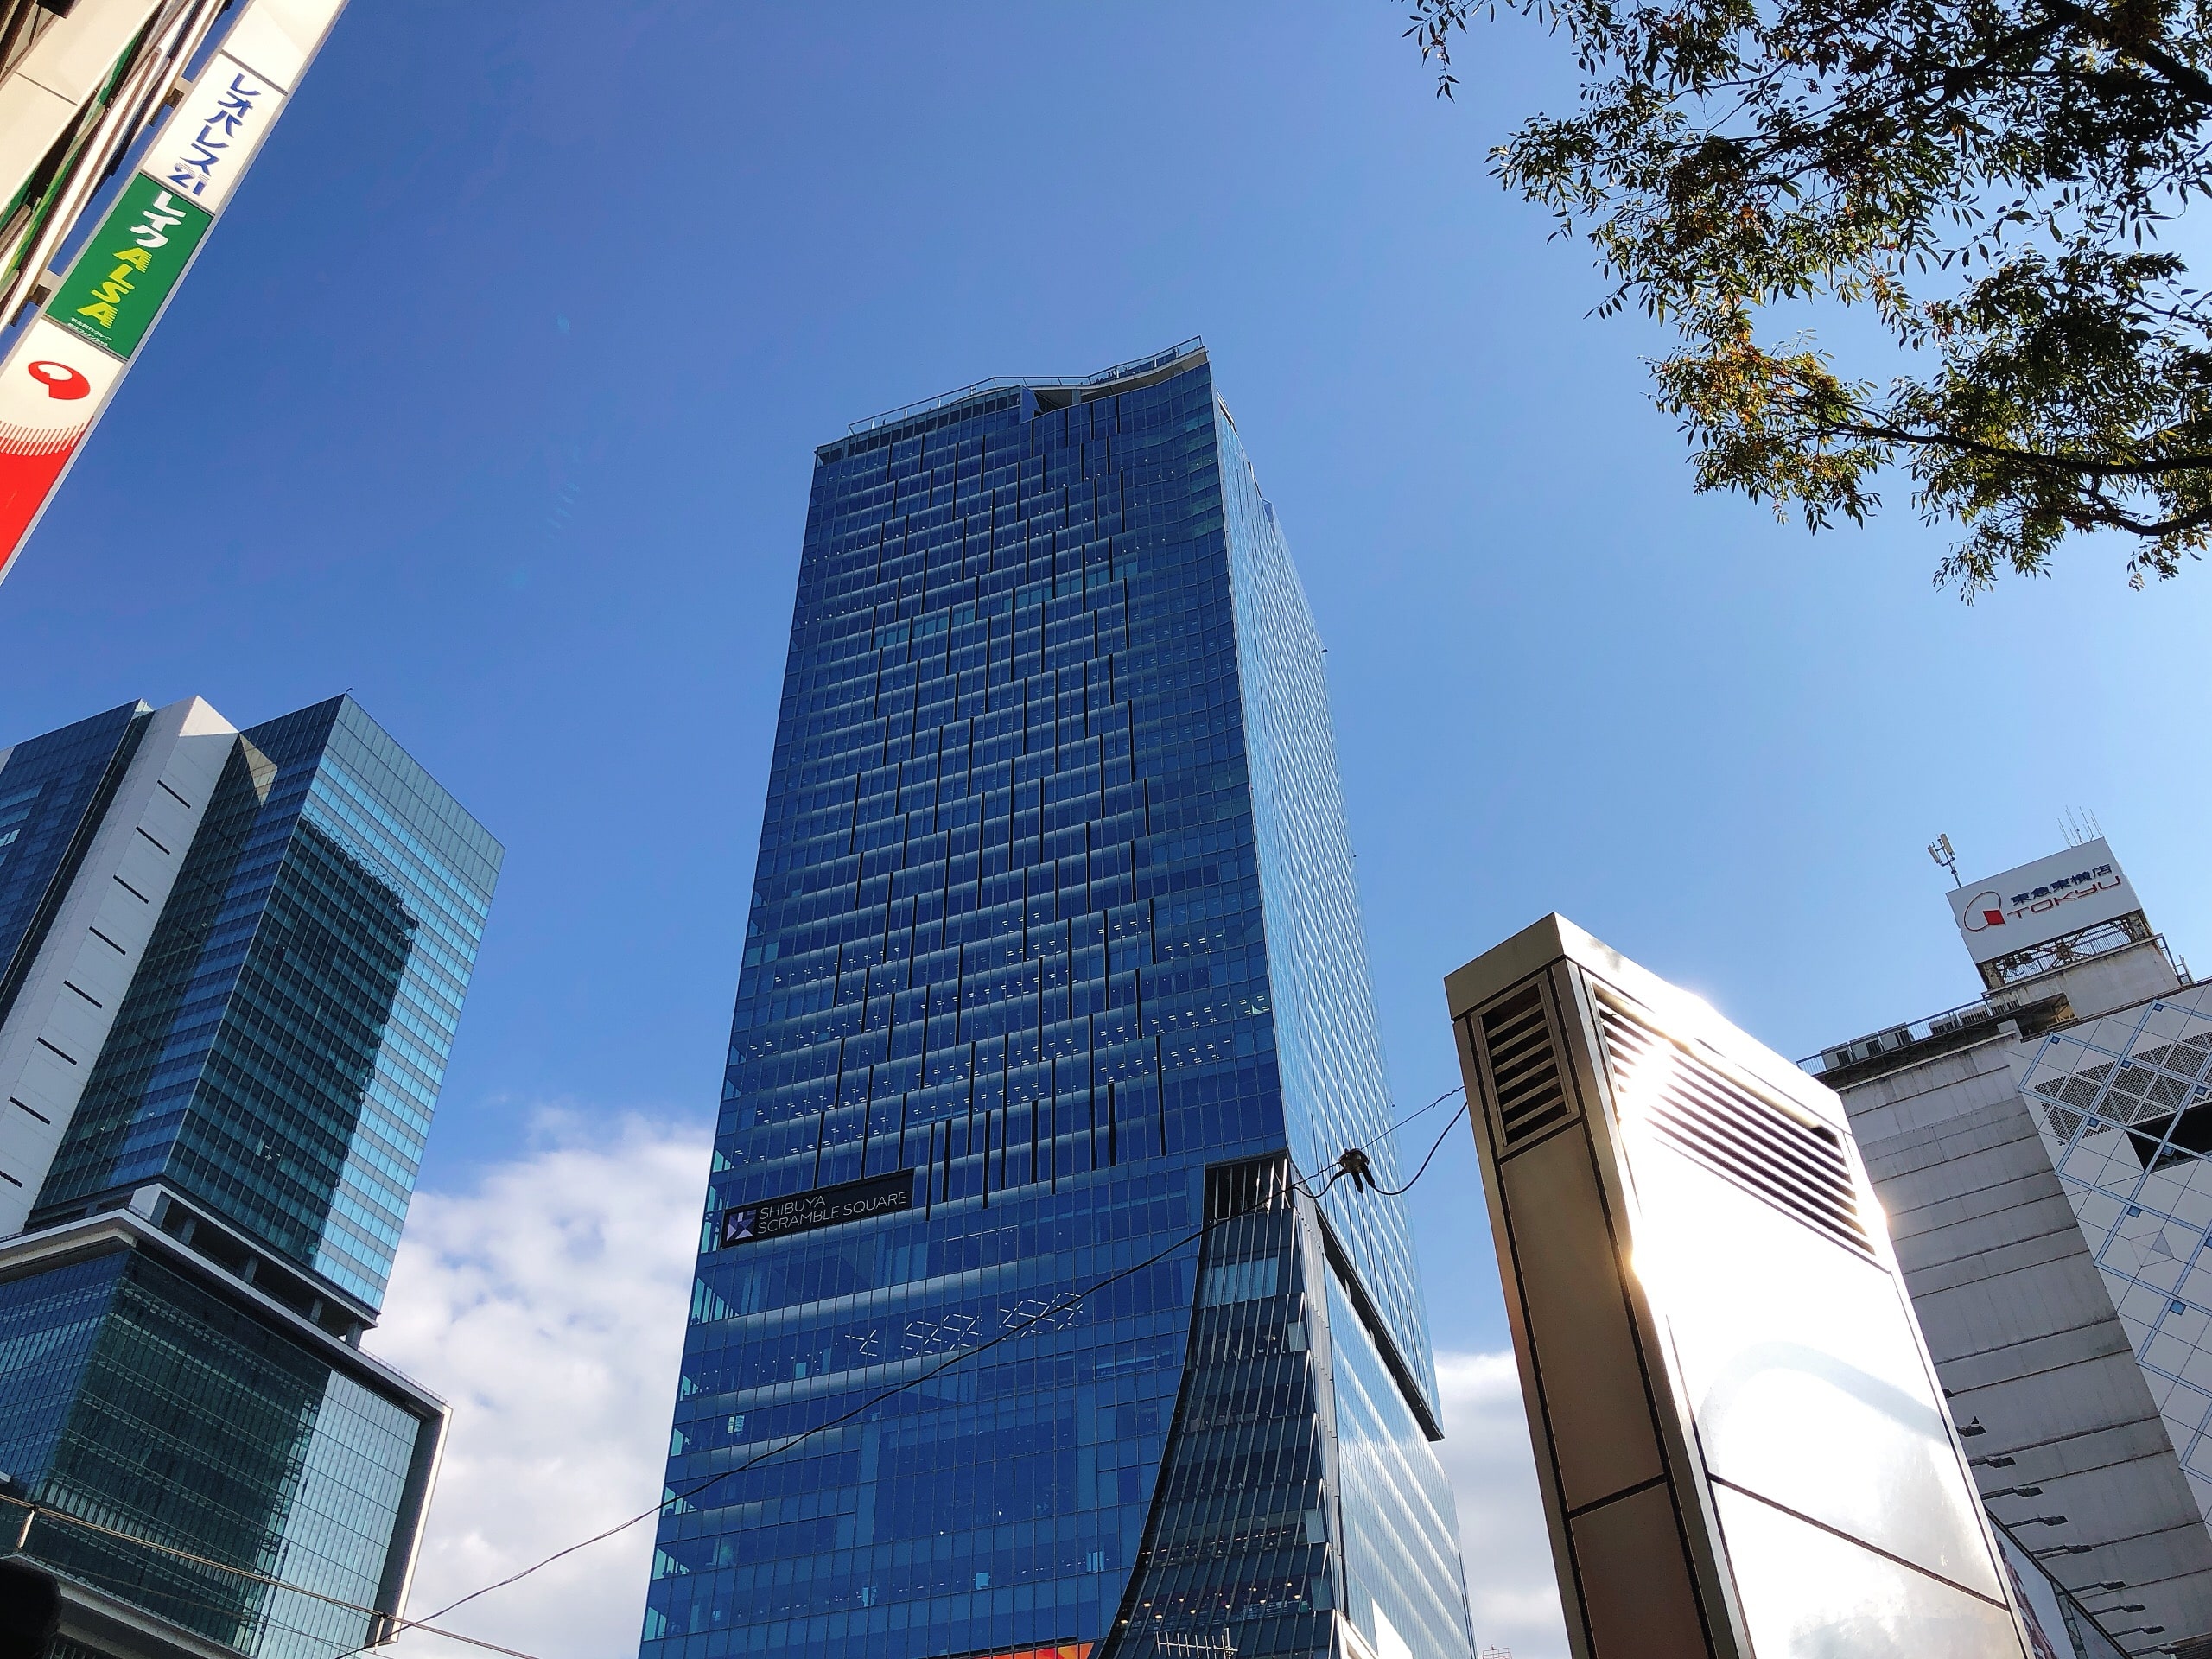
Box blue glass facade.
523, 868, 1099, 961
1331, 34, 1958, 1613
0, 702, 149, 1030
0, 693, 499, 1659
33, 696, 502, 1309
0, 1249, 430, 1659
644, 348, 1473, 1659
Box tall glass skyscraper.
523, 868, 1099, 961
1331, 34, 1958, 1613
644, 343, 1473, 1659
0, 694, 499, 1659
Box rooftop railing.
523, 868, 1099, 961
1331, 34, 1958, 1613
845, 337, 1205, 436
1801, 930, 2189, 1077
1800, 988, 2050, 1075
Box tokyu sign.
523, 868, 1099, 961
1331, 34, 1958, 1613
0, 0, 347, 587
1948, 837, 2143, 967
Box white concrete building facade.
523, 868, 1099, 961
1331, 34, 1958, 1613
1821, 845, 2212, 1658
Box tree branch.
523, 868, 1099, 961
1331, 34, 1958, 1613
1824, 413, 2212, 480
2039, 0, 2212, 105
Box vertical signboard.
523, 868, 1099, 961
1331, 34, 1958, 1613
0, 0, 347, 585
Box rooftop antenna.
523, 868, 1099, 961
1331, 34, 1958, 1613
2061, 807, 2103, 848
1928, 833, 1961, 888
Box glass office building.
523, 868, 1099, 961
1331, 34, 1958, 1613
644, 343, 1474, 1659
0, 695, 499, 1659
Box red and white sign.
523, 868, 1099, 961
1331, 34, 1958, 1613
1948, 837, 2142, 967
0, 0, 346, 588
0, 319, 124, 582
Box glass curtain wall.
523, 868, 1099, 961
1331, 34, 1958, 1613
644, 352, 1472, 1659
0, 692, 491, 1659
34, 697, 501, 1308
0, 702, 149, 1027
0, 1249, 426, 1659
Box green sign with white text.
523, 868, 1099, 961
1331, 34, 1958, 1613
47, 172, 213, 360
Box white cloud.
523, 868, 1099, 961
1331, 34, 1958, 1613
1434, 1351, 1571, 1659
366, 1110, 709, 1659
362, 1118, 1567, 1659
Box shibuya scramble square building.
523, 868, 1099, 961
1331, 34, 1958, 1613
641, 343, 1476, 1659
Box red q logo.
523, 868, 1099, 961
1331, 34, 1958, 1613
26, 360, 89, 401
1961, 889, 2007, 932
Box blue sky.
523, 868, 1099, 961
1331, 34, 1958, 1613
5, 0, 2209, 1375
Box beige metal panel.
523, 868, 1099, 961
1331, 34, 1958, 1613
1841, 1059, 2212, 1645
0, 73, 73, 207
1455, 955, 1727, 1659
1571, 1482, 1712, 1659
16, 0, 168, 102
1448, 913, 1837, 1125
1494, 1122, 1666, 1510
1449, 916, 2034, 1659
1449, 995, 1592, 1659
1543, 957, 1759, 1657
1713, 1484, 2032, 1656
218, 0, 346, 91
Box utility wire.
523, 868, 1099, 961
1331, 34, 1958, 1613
1366, 1101, 1470, 1197
1292, 1079, 1459, 1211
0, 1493, 543, 1659
10, 1079, 1471, 1659
36, 1554, 543, 1659
340, 1211, 1227, 1659
1293, 1083, 1468, 1203
1378, 1083, 1465, 1144
341, 1078, 1472, 1656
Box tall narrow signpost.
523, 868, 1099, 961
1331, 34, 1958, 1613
0, 0, 346, 585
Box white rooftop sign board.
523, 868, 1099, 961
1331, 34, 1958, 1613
1948, 837, 2140, 967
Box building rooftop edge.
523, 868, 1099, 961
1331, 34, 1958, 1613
1802, 932, 2190, 1082
823, 337, 1208, 454
1446, 912, 1835, 1123
0, 1204, 448, 1418
12, 1553, 255, 1659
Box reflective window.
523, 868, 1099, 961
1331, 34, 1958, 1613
0, 1249, 430, 1659
645, 357, 1471, 1659
33, 697, 500, 1308
0, 702, 147, 1027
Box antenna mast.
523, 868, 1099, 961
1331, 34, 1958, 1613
1927, 834, 1961, 889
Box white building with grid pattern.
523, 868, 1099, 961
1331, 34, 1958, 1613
1815, 844, 2212, 1658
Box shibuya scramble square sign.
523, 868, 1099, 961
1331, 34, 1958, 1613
718, 1169, 919, 1248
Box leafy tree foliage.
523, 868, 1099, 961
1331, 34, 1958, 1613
1408, 0, 2212, 590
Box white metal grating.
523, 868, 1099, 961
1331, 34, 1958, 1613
1595, 989, 1875, 1262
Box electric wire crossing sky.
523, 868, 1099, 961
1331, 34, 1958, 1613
641, 344, 1476, 1659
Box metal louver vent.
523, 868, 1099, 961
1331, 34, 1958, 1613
1206, 1155, 1292, 1219
1596, 991, 1875, 1261
1479, 983, 1572, 1148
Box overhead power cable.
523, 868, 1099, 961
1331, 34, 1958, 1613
344, 1077, 1476, 1655
1292, 1084, 1459, 1203
1300, 1084, 1469, 1203
339, 1211, 1230, 1659
35, 1077, 1471, 1659
1379, 1083, 1466, 1143
0, 1492, 544, 1659
1365, 1101, 1470, 1197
